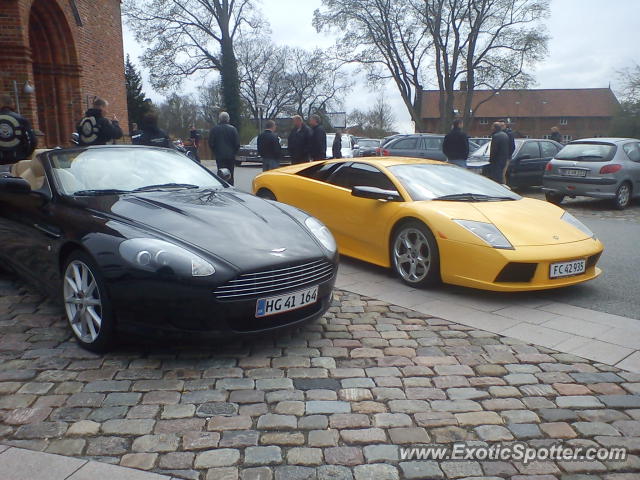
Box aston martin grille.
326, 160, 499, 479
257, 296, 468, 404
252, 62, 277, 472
214, 259, 335, 300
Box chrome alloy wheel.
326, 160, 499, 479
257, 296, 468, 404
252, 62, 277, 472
393, 227, 432, 283
617, 183, 631, 208
63, 260, 103, 343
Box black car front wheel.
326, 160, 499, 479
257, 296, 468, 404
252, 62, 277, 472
62, 251, 115, 353
545, 192, 565, 205
614, 182, 632, 210
256, 188, 277, 201
391, 221, 441, 288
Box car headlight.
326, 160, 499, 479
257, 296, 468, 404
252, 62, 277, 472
119, 238, 215, 277
305, 217, 337, 253
454, 220, 513, 249
561, 212, 594, 238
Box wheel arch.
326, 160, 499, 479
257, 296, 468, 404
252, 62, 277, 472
388, 216, 438, 263
58, 241, 91, 273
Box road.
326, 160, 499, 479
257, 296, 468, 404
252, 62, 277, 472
225, 163, 640, 320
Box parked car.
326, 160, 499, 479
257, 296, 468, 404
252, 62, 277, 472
470, 137, 491, 147
357, 138, 382, 157
253, 157, 603, 292
543, 138, 640, 209
467, 138, 563, 188
236, 135, 291, 166
0, 145, 338, 351
378, 133, 479, 162
327, 133, 359, 159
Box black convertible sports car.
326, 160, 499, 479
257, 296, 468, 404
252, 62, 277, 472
0, 146, 338, 352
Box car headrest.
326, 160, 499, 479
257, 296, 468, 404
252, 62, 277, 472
11, 160, 32, 177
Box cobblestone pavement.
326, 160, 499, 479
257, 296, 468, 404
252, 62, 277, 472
1, 274, 640, 480
518, 188, 640, 223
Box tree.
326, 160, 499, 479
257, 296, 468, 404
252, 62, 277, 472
314, 0, 431, 130
416, 0, 550, 131
611, 63, 640, 138
285, 47, 351, 119
348, 97, 396, 137
235, 35, 292, 125
123, 0, 262, 133
198, 80, 224, 125
124, 55, 151, 127
157, 93, 199, 139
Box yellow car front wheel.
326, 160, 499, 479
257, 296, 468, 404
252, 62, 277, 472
391, 221, 441, 288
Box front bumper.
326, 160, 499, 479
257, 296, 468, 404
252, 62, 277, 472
542, 176, 618, 199
108, 266, 337, 338
438, 236, 604, 291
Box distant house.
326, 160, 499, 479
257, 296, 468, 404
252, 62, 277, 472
420, 88, 621, 141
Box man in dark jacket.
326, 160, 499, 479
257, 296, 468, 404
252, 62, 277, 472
189, 125, 201, 162
488, 122, 510, 183
287, 115, 311, 164
550, 126, 562, 143
257, 120, 282, 172
77, 98, 123, 146
208, 111, 240, 185
308, 114, 327, 161
500, 120, 516, 183
332, 130, 342, 159
0, 94, 37, 169
442, 119, 469, 168
132, 111, 173, 149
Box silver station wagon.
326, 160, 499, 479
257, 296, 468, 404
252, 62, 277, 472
542, 138, 640, 209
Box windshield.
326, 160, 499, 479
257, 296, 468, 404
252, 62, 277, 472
50, 147, 225, 195
388, 164, 521, 201
555, 143, 616, 162
358, 139, 380, 148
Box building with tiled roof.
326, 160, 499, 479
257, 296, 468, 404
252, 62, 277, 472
420, 87, 620, 141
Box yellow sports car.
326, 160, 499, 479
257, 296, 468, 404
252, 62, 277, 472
252, 158, 603, 291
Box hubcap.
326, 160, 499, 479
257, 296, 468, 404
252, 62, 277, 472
393, 228, 431, 283
618, 185, 630, 206
63, 260, 102, 343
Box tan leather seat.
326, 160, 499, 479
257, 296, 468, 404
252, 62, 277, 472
20, 158, 46, 190
11, 159, 32, 177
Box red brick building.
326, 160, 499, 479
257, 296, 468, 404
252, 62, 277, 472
0, 0, 128, 148
420, 88, 620, 141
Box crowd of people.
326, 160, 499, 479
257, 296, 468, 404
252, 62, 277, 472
0, 92, 566, 188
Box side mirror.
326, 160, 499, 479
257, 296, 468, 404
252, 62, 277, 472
218, 168, 232, 182
351, 185, 402, 202
0, 176, 32, 194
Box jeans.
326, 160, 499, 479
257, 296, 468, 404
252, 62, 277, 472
262, 158, 280, 172
448, 159, 467, 168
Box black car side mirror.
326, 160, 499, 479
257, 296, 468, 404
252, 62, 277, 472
351, 186, 402, 202
0, 176, 32, 194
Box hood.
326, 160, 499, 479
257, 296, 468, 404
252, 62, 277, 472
85, 188, 327, 271
469, 198, 591, 246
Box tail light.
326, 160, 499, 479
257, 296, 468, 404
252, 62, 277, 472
382, 149, 391, 156
545, 163, 553, 171
599, 164, 622, 174
375, 147, 381, 155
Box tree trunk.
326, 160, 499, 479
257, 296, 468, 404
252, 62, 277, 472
220, 34, 242, 134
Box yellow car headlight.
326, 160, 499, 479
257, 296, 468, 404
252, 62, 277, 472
454, 220, 513, 250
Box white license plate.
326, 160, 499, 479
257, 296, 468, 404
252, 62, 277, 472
560, 168, 587, 177
549, 259, 586, 278
255, 286, 318, 318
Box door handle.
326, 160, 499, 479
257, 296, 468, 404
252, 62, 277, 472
33, 223, 61, 239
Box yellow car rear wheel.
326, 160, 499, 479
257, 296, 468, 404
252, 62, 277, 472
391, 221, 441, 288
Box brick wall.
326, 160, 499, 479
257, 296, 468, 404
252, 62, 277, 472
0, 0, 128, 147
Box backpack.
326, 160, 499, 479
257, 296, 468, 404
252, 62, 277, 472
0, 112, 25, 152
78, 115, 101, 145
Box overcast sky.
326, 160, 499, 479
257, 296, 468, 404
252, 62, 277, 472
123, 0, 640, 133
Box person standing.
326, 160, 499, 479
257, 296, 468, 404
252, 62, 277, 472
189, 125, 201, 162
501, 120, 516, 183
208, 111, 240, 185
132, 111, 173, 149
308, 114, 327, 161
332, 130, 342, 159
257, 120, 282, 172
442, 119, 469, 168
77, 97, 123, 146
550, 126, 562, 143
0, 94, 37, 170
287, 115, 311, 164
488, 122, 510, 183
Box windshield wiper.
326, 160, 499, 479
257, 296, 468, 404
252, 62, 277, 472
433, 193, 515, 202
133, 183, 200, 192
73, 189, 131, 196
